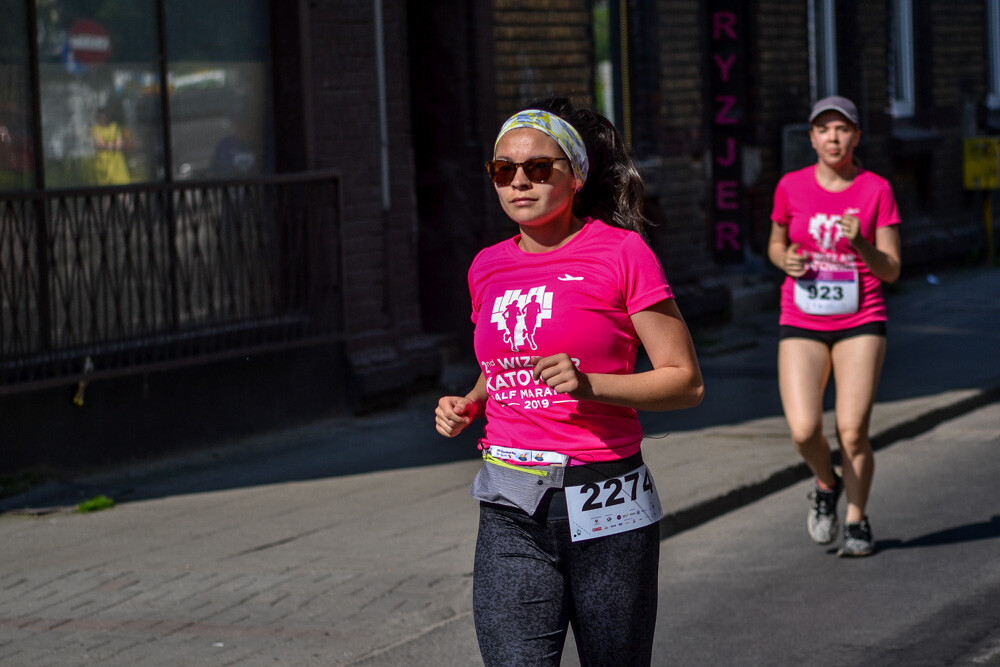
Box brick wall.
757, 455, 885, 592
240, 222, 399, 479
747, 0, 811, 256
408, 0, 994, 361
308, 2, 385, 336
381, 0, 424, 339
408, 2, 500, 343
304, 0, 436, 398
920, 1, 988, 261
484, 0, 594, 266
746, 0, 987, 269
890, 0, 986, 265
850, 0, 893, 177
491, 0, 594, 124
641, 1, 717, 287
488, 1, 721, 299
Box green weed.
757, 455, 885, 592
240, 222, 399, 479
76, 495, 115, 513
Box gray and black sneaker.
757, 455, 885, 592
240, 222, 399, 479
837, 517, 874, 557
806, 475, 842, 545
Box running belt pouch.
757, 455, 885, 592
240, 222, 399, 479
470, 458, 565, 515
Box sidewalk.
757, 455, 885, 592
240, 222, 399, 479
1, 265, 998, 666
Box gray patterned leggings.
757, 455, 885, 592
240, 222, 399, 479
473, 492, 660, 666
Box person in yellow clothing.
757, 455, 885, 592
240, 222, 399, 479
92, 108, 130, 185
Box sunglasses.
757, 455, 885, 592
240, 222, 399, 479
485, 157, 570, 186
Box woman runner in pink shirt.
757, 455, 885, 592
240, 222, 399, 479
435, 98, 703, 665
767, 96, 902, 557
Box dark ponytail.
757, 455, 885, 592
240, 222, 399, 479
524, 97, 651, 242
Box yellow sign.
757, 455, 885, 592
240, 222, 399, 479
964, 137, 999, 190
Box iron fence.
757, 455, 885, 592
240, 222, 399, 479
0, 172, 342, 394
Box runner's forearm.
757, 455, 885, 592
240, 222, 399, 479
580, 367, 704, 412
852, 235, 901, 283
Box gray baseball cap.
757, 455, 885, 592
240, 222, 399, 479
809, 95, 860, 126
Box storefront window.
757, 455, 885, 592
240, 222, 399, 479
165, 0, 271, 180
0, 0, 36, 190
36, 0, 163, 186
8, 0, 271, 189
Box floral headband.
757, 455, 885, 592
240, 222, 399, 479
495, 109, 589, 188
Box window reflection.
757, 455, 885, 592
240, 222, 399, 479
166, 0, 271, 180
22, 0, 271, 188
167, 66, 267, 180
36, 1, 163, 186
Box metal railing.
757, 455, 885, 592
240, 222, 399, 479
0, 172, 342, 394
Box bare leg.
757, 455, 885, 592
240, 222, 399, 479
831, 334, 886, 523
778, 338, 837, 487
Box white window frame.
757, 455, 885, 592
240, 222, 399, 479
808, 0, 838, 100
988, 0, 1000, 109
890, 0, 915, 118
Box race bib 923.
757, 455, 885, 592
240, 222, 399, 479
793, 268, 859, 315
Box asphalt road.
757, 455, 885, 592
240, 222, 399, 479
652, 400, 1000, 666
360, 401, 1000, 666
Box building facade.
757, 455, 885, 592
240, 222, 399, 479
414, 0, 998, 345
2, 0, 997, 470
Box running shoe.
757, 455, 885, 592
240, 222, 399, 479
837, 517, 874, 557
806, 474, 842, 545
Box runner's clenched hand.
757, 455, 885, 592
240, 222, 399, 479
783, 242, 808, 277
435, 396, 480, 437
531, 354, 592, 398
838, 212, 862, 244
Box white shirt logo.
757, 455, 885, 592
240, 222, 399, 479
491, 286, 553, 351
808, 213, 843, 251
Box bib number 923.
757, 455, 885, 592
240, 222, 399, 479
793, 269, 859, 315
806, 284, 844, 301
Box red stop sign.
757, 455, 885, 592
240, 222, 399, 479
68, 19, 111, 65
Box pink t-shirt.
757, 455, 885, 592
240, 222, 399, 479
771, 166, 901, 330
468, 218, 673, 464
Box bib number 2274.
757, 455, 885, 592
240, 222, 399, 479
565, 464, 662, 542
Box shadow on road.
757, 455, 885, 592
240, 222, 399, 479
874, 515, 1000, 552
